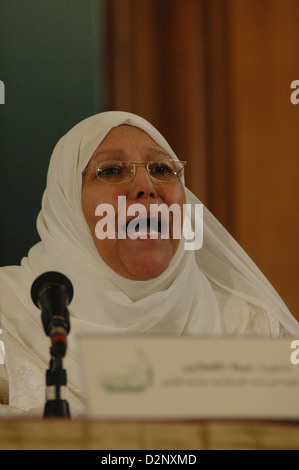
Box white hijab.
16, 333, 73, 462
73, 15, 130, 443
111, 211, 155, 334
1, 111, 298, 404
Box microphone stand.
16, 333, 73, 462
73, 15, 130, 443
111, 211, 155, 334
44, 346, 71, 418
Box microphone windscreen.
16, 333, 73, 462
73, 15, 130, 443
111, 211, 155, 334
31, 271, 73, 307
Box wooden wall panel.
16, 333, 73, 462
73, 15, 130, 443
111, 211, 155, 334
107, 0, 210, 205
106, 0, 299, 319
228, 0, 299, 318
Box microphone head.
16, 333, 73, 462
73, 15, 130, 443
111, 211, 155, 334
31, 271, 73, 308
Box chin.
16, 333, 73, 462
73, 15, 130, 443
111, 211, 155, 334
99, 240, 176, 280
123, 254, 172, 280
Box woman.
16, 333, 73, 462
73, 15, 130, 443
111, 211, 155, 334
0, 111, 298, 415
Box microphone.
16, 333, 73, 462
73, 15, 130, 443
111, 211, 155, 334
31, 271, 73, 357
31, 272, 73, 418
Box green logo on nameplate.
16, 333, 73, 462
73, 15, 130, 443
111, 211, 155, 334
99, 348, 154, 393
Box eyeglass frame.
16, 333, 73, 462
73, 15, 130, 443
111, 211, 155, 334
82, 159, 187, 184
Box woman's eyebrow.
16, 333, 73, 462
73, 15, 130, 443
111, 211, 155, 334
89, 147, 171, 164
145, 148, 171, 159
88, 149, 126, 165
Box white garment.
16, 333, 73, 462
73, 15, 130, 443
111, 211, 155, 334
0, 111, 298, 416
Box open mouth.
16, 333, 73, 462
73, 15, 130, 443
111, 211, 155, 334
124, 217, 166, 239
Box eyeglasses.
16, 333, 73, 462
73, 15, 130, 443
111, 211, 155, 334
82, 160, 187, 184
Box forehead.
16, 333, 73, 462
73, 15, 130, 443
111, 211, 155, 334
88, 125, 170, 165
101, 124, 155, 143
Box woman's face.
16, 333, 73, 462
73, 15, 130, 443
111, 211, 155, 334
82, 125, 186, 280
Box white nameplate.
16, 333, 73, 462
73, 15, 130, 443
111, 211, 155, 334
79, 336, 299, 420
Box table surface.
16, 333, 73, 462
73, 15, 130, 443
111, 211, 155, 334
1, 417, 299, 450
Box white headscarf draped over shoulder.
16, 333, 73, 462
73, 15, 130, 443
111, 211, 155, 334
1, 111, 299, 406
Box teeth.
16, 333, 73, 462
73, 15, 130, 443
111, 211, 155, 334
140, 230, 160, 236
122, 216, 168, 239
126, 229, 160, 239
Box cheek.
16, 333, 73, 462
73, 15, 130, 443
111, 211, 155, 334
82, 188, 118, 261
82, 185, 117, 232
171, 185, 186, 237
178, 183, 187, 205
166, 184, 186, 216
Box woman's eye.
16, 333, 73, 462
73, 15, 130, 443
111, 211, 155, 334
97, 165, 123, 176
151, 163, 173, 174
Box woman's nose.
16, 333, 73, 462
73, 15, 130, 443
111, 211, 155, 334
127, 164, 158, 200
